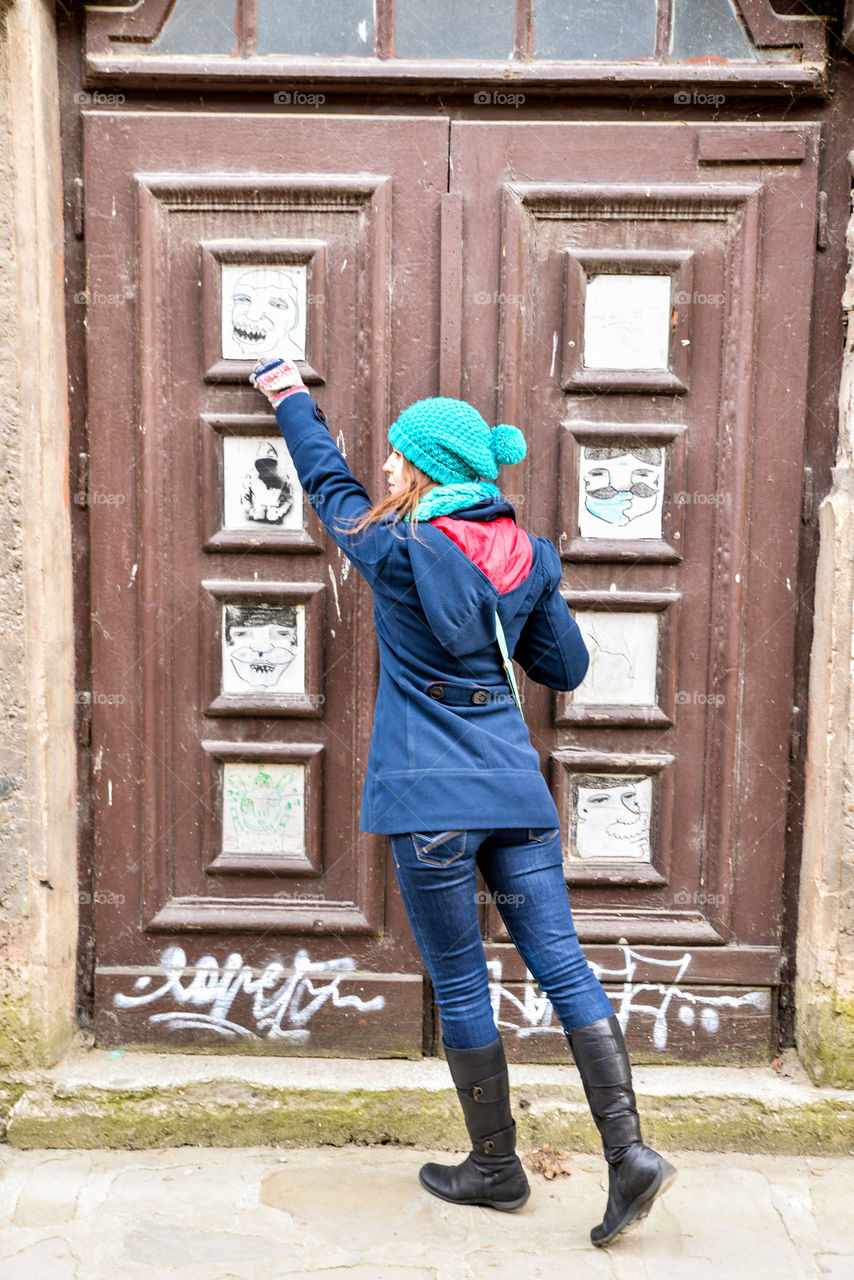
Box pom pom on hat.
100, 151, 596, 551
491, 424, 527, 466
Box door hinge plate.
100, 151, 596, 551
802, 466, 814, 524
817, 190, 828, 250
73, 177, 84, 239
76, 690, 92, 746
790, 704, 804, 761
73, 451, 89, 507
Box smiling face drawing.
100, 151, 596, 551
580, 445, 663, 529
224, 605, 299, 689
228, 267, 304, 359
573, 775, 652, 861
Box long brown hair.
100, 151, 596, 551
335, 454, 436, 537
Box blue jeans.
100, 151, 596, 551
388, 826, 614, 1051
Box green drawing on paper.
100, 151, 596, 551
223, 763, 304, 857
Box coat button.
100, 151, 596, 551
313, 403, 327, 423
427, 684, 444, 700
470, 689, 489, 705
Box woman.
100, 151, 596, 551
250, 355, 677, 1247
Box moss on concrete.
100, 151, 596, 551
0, 1080, 27, 1140
797, 983, 854, 1088
5, 1080, 854, 1155
6, 1084, 466, 1151
0, 997, 30, 1072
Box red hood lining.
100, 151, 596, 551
431, 516, 533, 594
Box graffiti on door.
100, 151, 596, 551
488, 945, 768, 1050
113, 946, 386, 1041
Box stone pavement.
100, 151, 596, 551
0, 1145, 852, 1279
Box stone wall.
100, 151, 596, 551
0, 0, 29, 1066
0, 0, 78, 1068
795, 156, 854, 1087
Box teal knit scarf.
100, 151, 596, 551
404, 480, 502, 523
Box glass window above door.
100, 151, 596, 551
108, 0, 815, 63
88, 0, 826, 90
532, 0, 658, 62
255, 0, 375, 58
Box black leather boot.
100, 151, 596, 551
566, 1014, 677, 1246
419, 1037, 530, 1211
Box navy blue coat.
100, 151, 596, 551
273, 391, 589, 834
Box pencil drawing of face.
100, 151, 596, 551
222, 265, 306, 360
223, 604, 299, 690
579, 445, 664, 533
573, 775, 652, 861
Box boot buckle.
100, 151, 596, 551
472, 1085, 483, 1100
483, 1139, 494, 1154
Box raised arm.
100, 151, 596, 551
250, 357, 395, 582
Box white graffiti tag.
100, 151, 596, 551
487, 946, 769, 1050
113, 946, 385, 1042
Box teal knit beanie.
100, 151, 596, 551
387, 397, 526, 484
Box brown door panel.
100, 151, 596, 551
84, 113, 448, 1052
450, 122, 819, 1060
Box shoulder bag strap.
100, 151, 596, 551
495, 613, 524, 719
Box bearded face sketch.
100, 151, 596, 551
572, 775, 652, 861
578, 444, 664, 538
223, 604, 300, 691
221, 265, 306, 361
241, 442, 295, 525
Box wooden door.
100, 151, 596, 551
83, 111, 448, 1053
448, 121, 820, 1061
83, 111, 819, 1062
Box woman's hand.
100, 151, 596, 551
249, 356, 308, 408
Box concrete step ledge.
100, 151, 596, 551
3, 1042, 854, 1154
